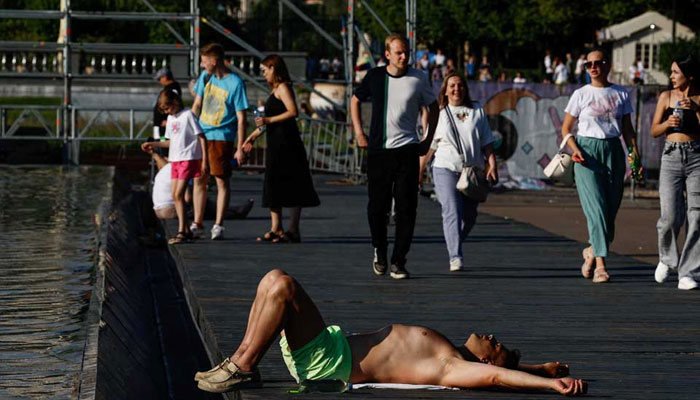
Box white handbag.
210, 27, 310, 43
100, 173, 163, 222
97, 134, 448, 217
456, 165, 489, 202
445, 107, 489, 202
543, 133, 574, 185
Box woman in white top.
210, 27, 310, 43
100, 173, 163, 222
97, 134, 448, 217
427, 73, 498, 271
561, 49, 641, 283
553, 57, 569, 85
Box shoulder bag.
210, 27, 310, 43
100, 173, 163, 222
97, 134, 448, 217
543, 133, 574, 185
444, 106, 489, 202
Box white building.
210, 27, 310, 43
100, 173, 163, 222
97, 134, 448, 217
597, 11, 695, 85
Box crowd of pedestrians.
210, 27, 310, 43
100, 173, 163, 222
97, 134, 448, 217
146, 38, 699, 290
142, 34, 698, 398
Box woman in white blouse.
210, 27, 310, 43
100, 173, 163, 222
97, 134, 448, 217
427, 73, 498, 271
561, 49, 641, 283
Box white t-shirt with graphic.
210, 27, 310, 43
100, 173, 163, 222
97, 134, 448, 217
564, 84, 633, 139
164, 108, 204, 161
431, 102, 494, 172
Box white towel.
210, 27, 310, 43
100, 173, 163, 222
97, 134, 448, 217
350, 383, 458, 390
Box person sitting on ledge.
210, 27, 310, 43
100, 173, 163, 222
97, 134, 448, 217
194, 269, 587, 396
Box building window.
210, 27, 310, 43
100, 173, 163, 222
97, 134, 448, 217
643, 44, 650, 69
635, 43, 657, 69
652, 44, 659, 69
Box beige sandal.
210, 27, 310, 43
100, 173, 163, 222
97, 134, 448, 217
592, 267, 610, 283
581, 247, 594, 278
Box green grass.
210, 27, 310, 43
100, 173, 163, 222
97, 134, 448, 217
0, 96, 62, 106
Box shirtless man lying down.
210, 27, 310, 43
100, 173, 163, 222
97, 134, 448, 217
195, 269, 586, 396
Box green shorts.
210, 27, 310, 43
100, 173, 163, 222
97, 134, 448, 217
279, 325, 352, 383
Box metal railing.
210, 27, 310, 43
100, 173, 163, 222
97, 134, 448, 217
0, 42, 308, 83
0, 104, 63, 139
0, 104, 364, 178
70, 106, 153, 141
241, 116, 364, 179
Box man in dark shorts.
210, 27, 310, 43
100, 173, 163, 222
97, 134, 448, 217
351, 34, 440, 279
194, 269, 587, 396
192, 43, 249, 240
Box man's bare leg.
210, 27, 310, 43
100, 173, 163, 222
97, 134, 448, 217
193, 174, 207, 227
196, 270, 326, 392
214, 176, 230, 227
229, 269, 287, 363
233, 270, 326, 372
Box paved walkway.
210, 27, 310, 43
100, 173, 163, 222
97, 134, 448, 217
166, 173, 700, 399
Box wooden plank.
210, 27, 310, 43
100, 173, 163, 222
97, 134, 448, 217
167, 173, 700, 399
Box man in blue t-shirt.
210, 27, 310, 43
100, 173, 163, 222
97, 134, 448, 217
351, 34, 439, 280
192, 43, 249, 240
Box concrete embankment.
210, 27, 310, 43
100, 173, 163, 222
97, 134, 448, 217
84, 170, 220, 399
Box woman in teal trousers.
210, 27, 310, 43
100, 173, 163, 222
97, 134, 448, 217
560, 49, 642, 283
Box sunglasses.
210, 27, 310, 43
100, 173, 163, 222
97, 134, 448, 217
584, 60, 607, 69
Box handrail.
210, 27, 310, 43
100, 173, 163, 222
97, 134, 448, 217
0, 10, 196, 20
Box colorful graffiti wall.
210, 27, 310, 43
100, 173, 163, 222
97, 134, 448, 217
455, 82, 664, 182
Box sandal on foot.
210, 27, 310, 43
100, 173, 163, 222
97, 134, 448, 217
168, 232, 189, 244
256, 231, 281, 242
592, 267, 610, 283
280, 231, 301, 243
581, 247, 594, 278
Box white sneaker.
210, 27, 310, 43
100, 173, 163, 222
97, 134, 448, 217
190, 222, 204, 238
211, 224, 225, 240
449, 258, 464, 272
678, 277, 698, 290
654, 262, 670, 283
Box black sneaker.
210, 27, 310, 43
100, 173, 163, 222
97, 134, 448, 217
373, 248, 387, 276
390, 263, 410, 279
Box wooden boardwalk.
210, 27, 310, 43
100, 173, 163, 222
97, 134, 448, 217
166, 173, 700, 399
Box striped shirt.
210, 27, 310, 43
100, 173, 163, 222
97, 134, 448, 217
354, 66, 436, 150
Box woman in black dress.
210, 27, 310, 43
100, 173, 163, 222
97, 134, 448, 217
243, 54, 320, 243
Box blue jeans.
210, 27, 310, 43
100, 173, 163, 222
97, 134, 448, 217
432, 167, 479, 263
657, 140, 700, 280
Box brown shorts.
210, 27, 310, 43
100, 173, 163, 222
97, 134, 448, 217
207, 140, 234, 177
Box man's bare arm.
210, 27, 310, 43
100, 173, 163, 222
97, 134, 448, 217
351, 95, 368, 148
440, 360, 586, 396
192, 95, 203, 116
419, 101, 439, 156
518, 362, 569, 378
235, 110, 247, 164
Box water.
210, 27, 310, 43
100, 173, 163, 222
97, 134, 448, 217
0, 165, 112, 399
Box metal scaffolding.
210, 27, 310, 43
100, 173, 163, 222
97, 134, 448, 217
1, 0, 418, 169
0, 0, 200, 156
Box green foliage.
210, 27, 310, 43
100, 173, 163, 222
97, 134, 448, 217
0, 96, 61, 105
0, 0, 59, 41
2, 0, 698, 72
659, 37, 700, 75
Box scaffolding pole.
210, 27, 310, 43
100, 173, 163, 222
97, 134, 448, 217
345, 1, 355, 123
278, 0, 342, 51
62, 0, 71, 143
138, 0, 187, 44
278, 0, 283, 51
354, 24, 376, 68
191, 0, 199, 77
405, 0, 416, 66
